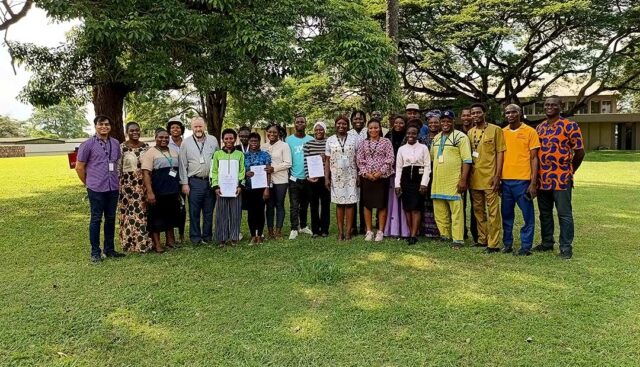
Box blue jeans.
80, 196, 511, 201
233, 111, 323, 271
188, 177, 216, 242
87, 189, 119, 257
501, 180, 534, 251
537, 186, 574, 253
266, 183, 288, 229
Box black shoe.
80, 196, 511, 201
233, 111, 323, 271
105, 251, 125, 258
473, 242, 487, 248
514, 250, 532, 256
451, 243, 463, 250
407, 237, 418, 245
90, 255, 102, 263
532, 244, 554, 252
501, 247, 513, 254
483, 247, 500, 254
560, 251, 573, 260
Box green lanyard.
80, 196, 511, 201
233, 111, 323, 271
156, 147, 173, 167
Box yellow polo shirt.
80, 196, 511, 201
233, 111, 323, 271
502, 124, 540, 180
468, 123, 506, 190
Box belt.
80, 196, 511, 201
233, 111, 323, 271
190, 176, 209, 181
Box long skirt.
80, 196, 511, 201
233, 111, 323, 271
118, 171, 153, 252
384, 174, 410, 238
422, 171, 440, 237
147, 193, 180, 233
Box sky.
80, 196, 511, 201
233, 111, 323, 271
0, 7, 78, 121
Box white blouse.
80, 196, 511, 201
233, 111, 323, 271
262, 140, 292, 185
395, 142, 431, 188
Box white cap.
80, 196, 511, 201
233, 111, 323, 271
313, 121, 327, 131
168, 116, 182, 123
405, 103, 420, 111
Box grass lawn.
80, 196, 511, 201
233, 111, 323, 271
0, 151, 638, 366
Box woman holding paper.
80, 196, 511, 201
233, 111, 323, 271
324, 115, 361, 241
211, 128, 245, 247
141, 128, 181, 253
244, 132, 272, 245
356, 118, 395, 242
304, 121, 330, 237
262, 124, 292, 240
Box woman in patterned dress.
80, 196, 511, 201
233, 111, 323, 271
118, 122, 153, 252
324, 115, 361, 241
356, 119, 395, 241
420, 113, 441, 238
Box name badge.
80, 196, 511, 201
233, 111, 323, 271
418, 168, 424, 175
169, 169, 177, 177
289, 175, 296, 182
338, 155, 349, 168
438, 155, 444, 164
199, 156, 205, 164
108, 162, 115, 172
472, 151, 480, 158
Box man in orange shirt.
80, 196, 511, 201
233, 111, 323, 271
534, 96, 585, 259
501, 104, 540, 256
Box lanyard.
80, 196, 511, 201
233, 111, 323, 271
437, 133, 449, 158
337, 135, 348, 153
240, 144, 248, 153
368, 139, 380, 158
193, 135, 207, 156
156, 147, 173, 167
97, 136, 112, 161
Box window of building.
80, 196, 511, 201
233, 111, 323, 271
523, 104, 534, 116
577, 103, 588, 114
591, 100, 601, 114
601, 100, 612, 113
535, 102, 544, 115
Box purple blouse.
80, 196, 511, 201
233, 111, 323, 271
356, 137, 395, 178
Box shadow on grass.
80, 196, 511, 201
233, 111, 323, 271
583, 150, 640, 162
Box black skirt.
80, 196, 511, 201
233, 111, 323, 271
147, 193, 180, 232
361, 177, 389, 209
400, 166, 425, 211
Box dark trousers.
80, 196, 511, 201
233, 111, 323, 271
309, 178, 331, 235
267, 183, 288, 229
87, 189, 119, 257
177, 193, 186, 237
246, 188, 267, 236
351, 191, 367, 234
188, 177, 216, 243
289, 179, 310, 230
501, 180, 534, 251
537, 186, 574, 253
463, 189, 478, 242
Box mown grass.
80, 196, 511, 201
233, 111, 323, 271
0, 151, 638, 366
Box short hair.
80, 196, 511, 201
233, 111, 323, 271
94, 115, 112, 125
350, 109, 367, 123
546, 95, 563, 103
505, 104, 522, 113
125, 121, 139, 131
470, 103, 486, 112
221, 128, 237, 139
248, 132, 261, 141
294, 113, 306, 121
407, 118, 422, 130
191, 116, 205, 125
238, 125, 251, 134
154, 127, 167, 137
167, 120, 185, 135
406, 125, 419, 133
461, 106, 472, 112
335, 114, 350, 126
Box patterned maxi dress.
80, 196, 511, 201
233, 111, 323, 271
421, 135, 440, 237
325, 134, 360, 204
118, 143, 153, 252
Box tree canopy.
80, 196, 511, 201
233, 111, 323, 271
28, 102, 89, 138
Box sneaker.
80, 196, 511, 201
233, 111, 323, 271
483, 247, 500, 254
364, 231, 374, 241
105, 251, 125, 258
532, 244, 554, 252
289, 230, 298, 240
501, 247, 513, 254
90, 255, 102, 263
514, 250, 532, 256
299, 227, 313, 235
374, 231, 384, 242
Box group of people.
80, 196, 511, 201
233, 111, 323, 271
75, 95, 584, 263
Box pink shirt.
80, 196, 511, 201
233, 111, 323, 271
356, 137, 395, 178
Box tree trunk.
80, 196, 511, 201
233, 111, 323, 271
386, 0, 399, 66
92, 83, 129, 142
203, 89, 227, 141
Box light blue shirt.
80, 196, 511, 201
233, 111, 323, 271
286, 134, 313, 179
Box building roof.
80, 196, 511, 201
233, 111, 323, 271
0, 137, 66, 144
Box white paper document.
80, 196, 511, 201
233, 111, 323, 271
306, 155, 325, 178
219, 159, 239, 197
250, 165, 268, 189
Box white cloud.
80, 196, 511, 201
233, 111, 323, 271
0, 6, 79, 120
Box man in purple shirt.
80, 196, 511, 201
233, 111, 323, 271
75, 115, 125, 262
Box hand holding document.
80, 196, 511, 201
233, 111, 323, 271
219, 160, 239, 197
306, 155, 324, 178
250, 165, 268, 189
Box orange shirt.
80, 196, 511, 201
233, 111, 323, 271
536, 118, 584, 190
502, 124, 540, 180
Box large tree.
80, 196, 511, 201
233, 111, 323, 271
0, 0, 32, 31
11, 0, 398, 141
0, 115, 27, 137
28, 101, 88, 138
368, 0, 640, 115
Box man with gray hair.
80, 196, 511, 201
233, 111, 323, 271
179, 117, 219, 244
501, 104, 540, 256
